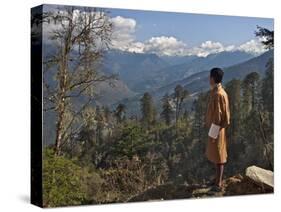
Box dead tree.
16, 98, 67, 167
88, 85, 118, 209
43, 6, 114, 155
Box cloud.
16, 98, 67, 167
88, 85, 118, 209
121, 36, 189, 56
109, 17, 189, 56
143, 36, 188, 56
110, 16, 137, 51
237, 39, 266, 55
189, 41, 235, 57
110, 16, 189, 56
126, 42, 145, 53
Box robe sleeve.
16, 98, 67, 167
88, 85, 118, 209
212, 93, 230, 128
212, 93, 222, 127
221, 94, 230, 128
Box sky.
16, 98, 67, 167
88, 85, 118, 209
109, 8, 273, 46
108, 7, 273, 57
43, 4, 274, 57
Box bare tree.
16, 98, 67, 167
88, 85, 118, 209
43, 6, 114, 155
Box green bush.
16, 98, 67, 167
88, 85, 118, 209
43, 148, 99, 207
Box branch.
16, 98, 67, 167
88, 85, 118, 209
59, 96, 94, 147
68, 74, 116, 92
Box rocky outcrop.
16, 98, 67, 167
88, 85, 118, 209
127, 166, 273, 202
245, 165, 274, 190
224, 173, 273, 195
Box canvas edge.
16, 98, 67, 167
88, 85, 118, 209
31, 4, 43, 208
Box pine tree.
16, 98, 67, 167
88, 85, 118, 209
260, 58, 274, 169
242, 72, 261, 113
95, 106, 104, 145
174, 85, 189, 130
255, 26, 274, 49
115, 103, 126, 124
103, 106, 111, 123
160, 94, 174, 126
262, 58, 274, 115
225, 79, 246, 166
225, 79, 242, 143
192, 92, 208, 141
140, 92, 156, 129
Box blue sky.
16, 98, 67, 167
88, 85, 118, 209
43, 4, 274, 57
109, 8, 273, 47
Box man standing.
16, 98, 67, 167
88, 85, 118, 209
205, 68, 230, 190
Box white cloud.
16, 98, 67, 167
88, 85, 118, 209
110, 17, 189, 56
237, 39, 266, 55
127, 42, 145, 53
188, 41, 235, 57
201, 41, 224, 50
110, 16, 189, 56
110, 16, 137, 51
118, 36, 189, 56
122, 36, 189, 56
143, 36, 188, 56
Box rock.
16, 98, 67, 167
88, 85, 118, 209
245, 166, 274, 191
127, 167, 274, 203
127, 183, 194, 202
224, 174, 270, 195
128, 183, 226, 202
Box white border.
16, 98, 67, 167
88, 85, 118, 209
0, 0, 280, 211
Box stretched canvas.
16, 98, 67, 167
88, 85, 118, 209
31, 4, 274, 208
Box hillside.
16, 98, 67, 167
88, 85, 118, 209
43, 45, 258, 107
153, 49, 273, 98
114, 50, 273, 115
103, 50, 254, 94
152, 50, 254, 89
128, 166, 273, 202
103, 50, 169, 92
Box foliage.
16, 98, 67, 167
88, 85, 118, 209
161, 93, 174, 126
43, 149, 90, 207
255, 26, 274, 49
140, 92, 157, 128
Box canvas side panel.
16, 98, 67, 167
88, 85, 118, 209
31, 5, 43, 208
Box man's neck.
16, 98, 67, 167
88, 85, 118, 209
211, 83, 222, 90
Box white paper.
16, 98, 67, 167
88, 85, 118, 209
208, 123, 220, 139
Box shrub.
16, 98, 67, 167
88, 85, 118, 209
43, 149, 92, 207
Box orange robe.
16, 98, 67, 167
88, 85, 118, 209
205, 83, 230, 164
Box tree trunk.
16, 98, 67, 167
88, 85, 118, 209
55, 100, 65, 155
54, 52, 68, 155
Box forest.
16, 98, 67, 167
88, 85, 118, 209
31, 6, 274, 207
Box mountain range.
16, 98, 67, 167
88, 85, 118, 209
102, 49, 255, 95
43, 43, 273, 113
42, 46, 273, 144
109, 49, 273, 115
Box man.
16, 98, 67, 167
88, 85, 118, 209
205, 67, 230, 190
